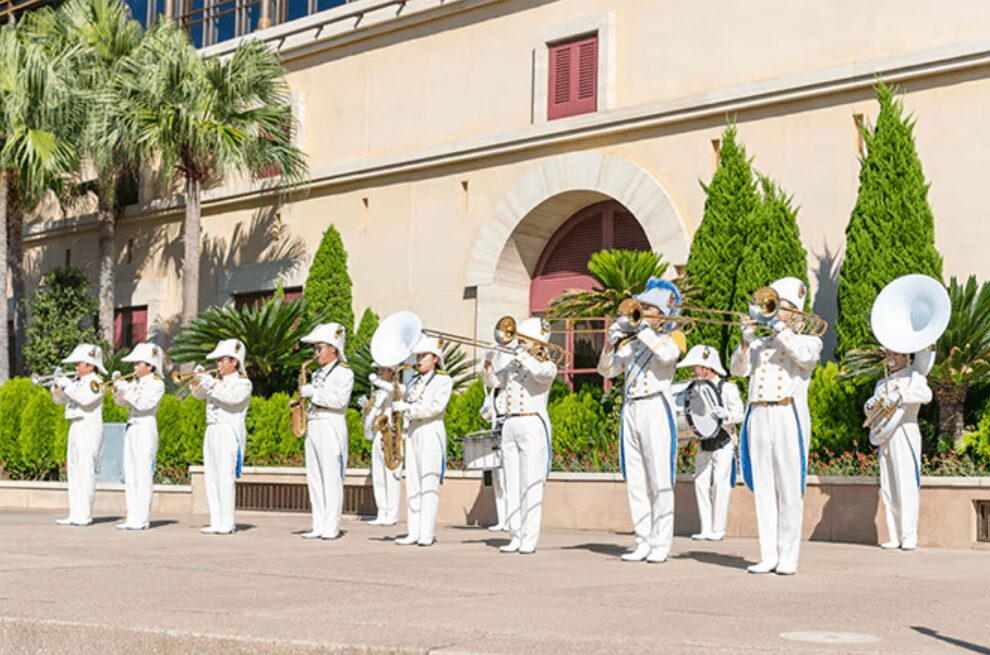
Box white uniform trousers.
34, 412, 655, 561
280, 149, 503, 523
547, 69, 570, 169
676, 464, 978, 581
124, 418, 159, 528
306, 416, 349, 537
620, 393, 677, 553
879, 425, 922, 549
66, 417, 104, 524
742, 405, 805, 571
203, 423, 242, 532
492, 463, 507, 528
694, 440, 735, 537
501, 415, 551, 550
371, 433, 401, 524
404, 421, 446, 543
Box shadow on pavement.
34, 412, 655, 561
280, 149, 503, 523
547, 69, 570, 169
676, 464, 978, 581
561, 543, 627, 557
911, 626, 990, 654
673, 550, 752, 570
148, 520, 178, 529
91, 516, 123, 525
460, 537, 511, 550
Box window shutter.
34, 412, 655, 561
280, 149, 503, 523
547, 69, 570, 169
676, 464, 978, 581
113, 310, 124, 351
547, 34, 598, 120
132, 307, 148, 344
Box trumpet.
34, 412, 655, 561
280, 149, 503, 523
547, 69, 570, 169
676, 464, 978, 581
90, 371, 137, 394
171, 367, 218, 387
492, 316, 570, 366
30, 370, 79, 388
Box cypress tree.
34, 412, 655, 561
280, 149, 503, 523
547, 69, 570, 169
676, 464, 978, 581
303, 224, 355, 334
730, 175, 810, 354
347, 308, 379, 359
835, 81, 943, 360
684, 123, 759, 358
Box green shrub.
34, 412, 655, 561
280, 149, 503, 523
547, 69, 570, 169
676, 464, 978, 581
0, 378, 37, 473
156, 395, 205, 479
23, 267, 99, 375
549, 389, 606, 454
103, 395, 129, 423
19, 392, 68, 479
444, 379, 486, 461
304, 224, 354, 332
808, 363, 871, 454
347, 407, 369, 465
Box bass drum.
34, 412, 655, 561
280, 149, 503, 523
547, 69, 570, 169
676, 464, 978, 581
685, 379, 724, 440
671, 381, 692, 442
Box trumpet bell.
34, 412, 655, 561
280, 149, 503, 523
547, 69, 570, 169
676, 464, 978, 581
372, 311, 424, 368
871, 274, 951, 354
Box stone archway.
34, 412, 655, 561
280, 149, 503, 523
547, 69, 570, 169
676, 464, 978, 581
466, 152, 689, 339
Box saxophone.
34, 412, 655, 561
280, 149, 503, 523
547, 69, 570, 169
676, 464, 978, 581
289, 358, 313, 438
372, 368, 408, 470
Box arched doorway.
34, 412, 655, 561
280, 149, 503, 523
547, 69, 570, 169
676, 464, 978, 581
530, 200, 650, 389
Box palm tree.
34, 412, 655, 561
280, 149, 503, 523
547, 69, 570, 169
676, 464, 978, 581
929, 276, 990, 438
0, 23, 80, 379
25, 0, 146, 346
547, 249, 670, 319
121, 27, 307, 325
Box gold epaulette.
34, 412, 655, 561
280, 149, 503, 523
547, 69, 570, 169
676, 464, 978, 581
339, 361, 351, 369
152, 374, 163, 381
436, 369, 449, 376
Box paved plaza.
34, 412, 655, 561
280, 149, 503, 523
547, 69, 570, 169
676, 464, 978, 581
0, 509, 988, 654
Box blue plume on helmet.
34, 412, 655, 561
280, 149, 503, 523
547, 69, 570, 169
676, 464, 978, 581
644, 277, 683, 315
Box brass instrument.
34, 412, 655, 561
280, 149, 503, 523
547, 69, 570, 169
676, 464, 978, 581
288, 358, 313, 438
30, 370, 79, 388
492, 315, 570, 366
90, 371, 137, 394
419, 327, 517, 358
170, 367, 218, 387
747, 286, 829, 337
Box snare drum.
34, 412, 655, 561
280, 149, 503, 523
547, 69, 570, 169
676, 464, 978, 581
462, 429, 502, 471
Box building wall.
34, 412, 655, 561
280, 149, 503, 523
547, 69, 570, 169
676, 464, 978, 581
20, 0, 990, 354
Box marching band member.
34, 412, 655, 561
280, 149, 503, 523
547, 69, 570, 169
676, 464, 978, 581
298, 324, 354, 540
111, 343, 166, 530
391, 336, 453, 547
480, 383, 508, 532
482, 319, 556, 555
676, 345, 744, 541
866, 350, 932, 551
362, 363, 402, 526
191, 339, 252, 535
598, 279, 684, 564
730, 277, 822, 575
51, 344, 106, 526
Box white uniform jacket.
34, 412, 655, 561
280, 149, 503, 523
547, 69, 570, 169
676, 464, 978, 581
597, 328, 681, 399
54, 372, 104, 420
307, 361, 354, 421
113, 375, 166, 421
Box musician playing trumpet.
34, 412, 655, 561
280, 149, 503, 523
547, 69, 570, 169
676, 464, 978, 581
676, 345, 744, 542
598, 278, 684, 564
191, 339, 252, 535
111, 343, 165, 530
866, 350, 932, 551
298, 324, 354, 540
730, 277, 822, 575
361, 363, 402, 526
482, 318, 556, 555
50, 344, 106, 526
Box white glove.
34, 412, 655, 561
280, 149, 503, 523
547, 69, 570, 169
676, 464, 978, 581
771, 318, 788, 334
55, 374, 72, 390
300, 384, 315, 399
616, 315, 634, 332
884, 391, 901, 406
197, 373, 216, 389
194, 364, 205, 373
864, 396, 879, 411
392, 401, 411, 413
711, 405, 729, 420
484, 349, 497, 363
607, 323, 627, 346
368, 373, 378, 384
114, 379, 132, 393
111, 370, 122, 380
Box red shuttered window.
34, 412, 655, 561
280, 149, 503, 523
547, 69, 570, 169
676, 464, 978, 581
547, 34, 598, 120
114, 306, 148, 351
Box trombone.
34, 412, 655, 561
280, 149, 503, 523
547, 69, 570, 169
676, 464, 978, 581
30, 370, 79, 388
171, 367, 218, 388
492, 316, 570, 366
90, 371, 138, 394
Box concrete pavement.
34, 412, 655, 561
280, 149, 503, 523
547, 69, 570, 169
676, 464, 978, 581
0, 509, 988, 654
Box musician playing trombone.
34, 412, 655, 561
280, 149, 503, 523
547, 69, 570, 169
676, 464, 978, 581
867, 350, 932, 551
481, 318, 556, 555
361, 363, 402, 526
111, 343, 166, 530
730, 277, 822, 575
597, 278, 684, 564
390, 336, 453, 547
50, 344, 106, 526
298, 324, 354, 540
676, 345, 744, 542
191, 339, 252, 535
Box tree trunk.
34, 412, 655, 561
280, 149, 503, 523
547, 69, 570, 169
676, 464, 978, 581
181, 177, 201, 326
7, 208, 25, 376
97, 210, 116, 346
0, 171, 8, 383
935, 384, 966, 439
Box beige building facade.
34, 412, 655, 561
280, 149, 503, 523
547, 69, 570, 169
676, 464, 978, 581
23, 0, 990, 361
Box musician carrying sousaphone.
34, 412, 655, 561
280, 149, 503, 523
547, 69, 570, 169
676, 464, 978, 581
863, 274, 949, 551
298, 323, 354, 540
675, 345, 744, 542
597, 278, 686, 564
